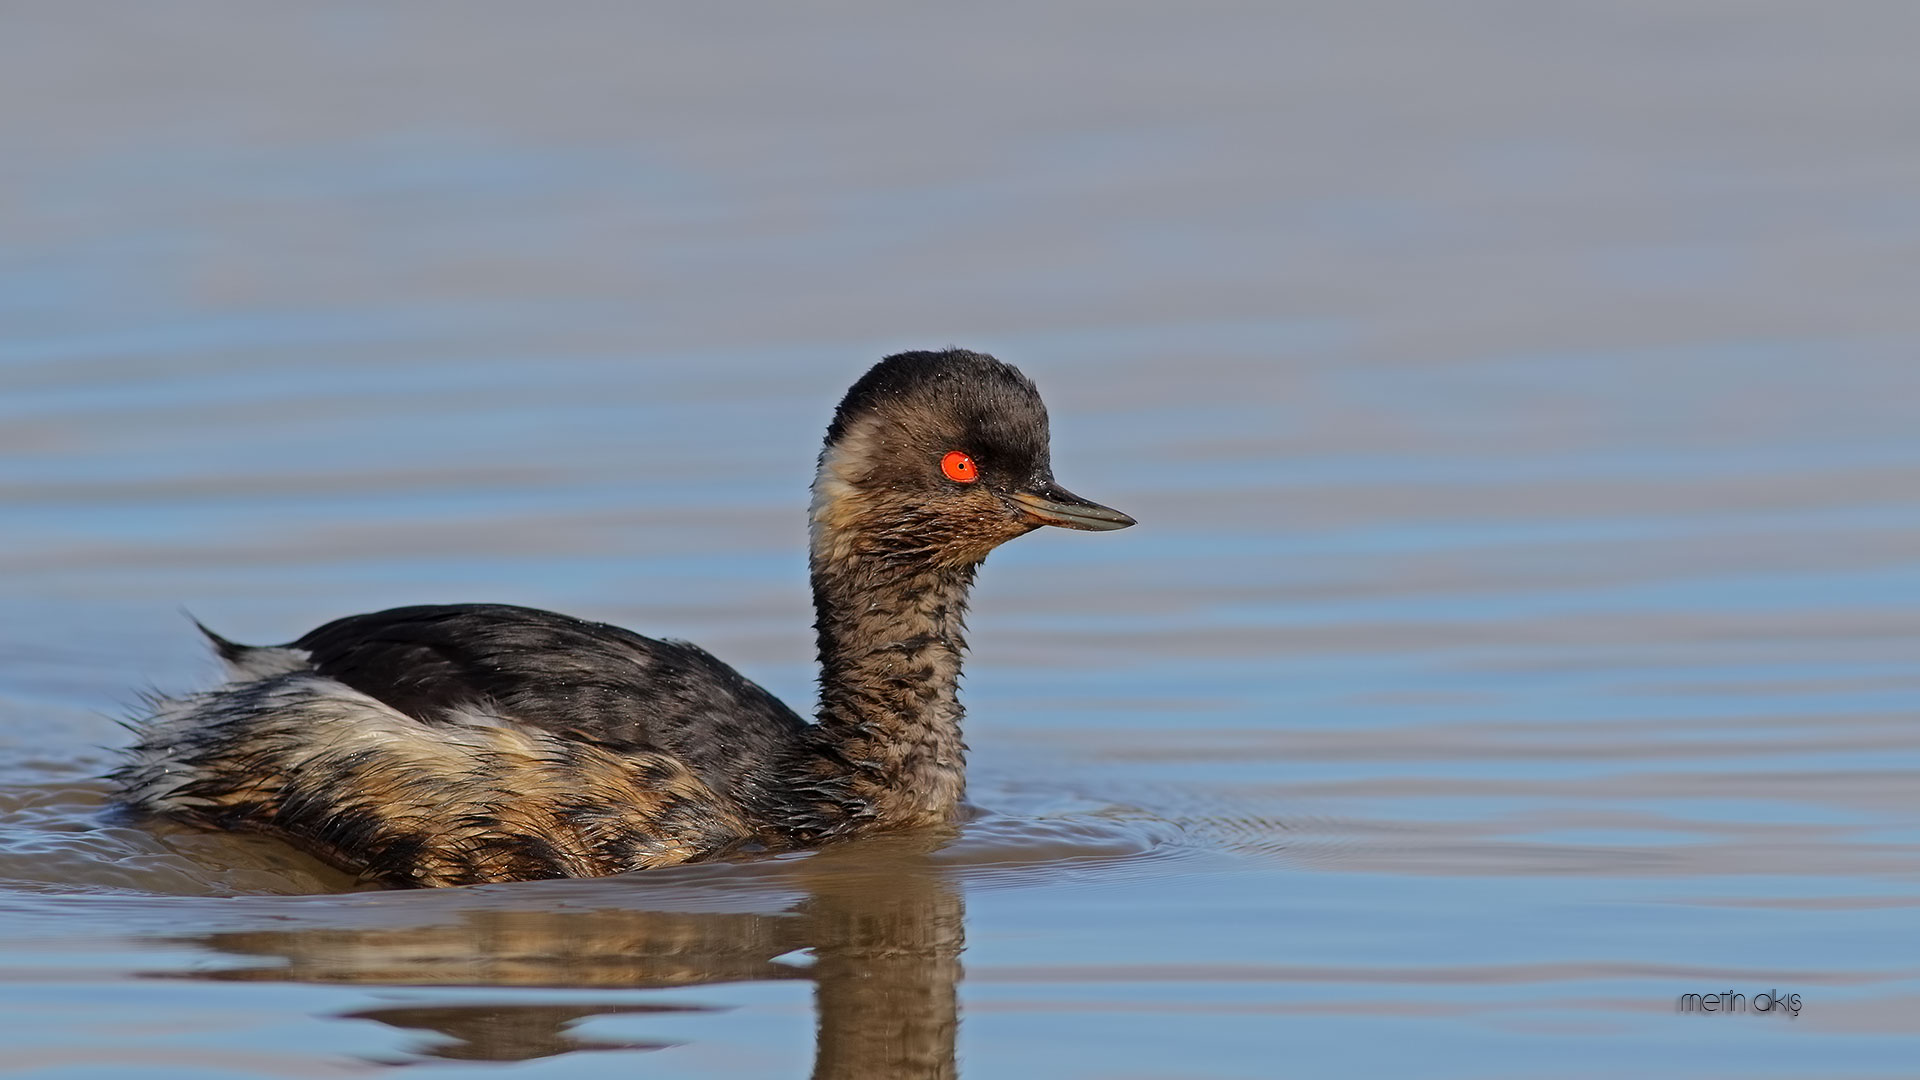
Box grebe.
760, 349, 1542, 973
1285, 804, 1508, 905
114, 350, 1133, 887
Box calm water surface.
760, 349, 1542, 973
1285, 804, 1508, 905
3, 4, 1919, 1077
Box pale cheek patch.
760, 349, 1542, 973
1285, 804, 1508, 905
810, 419, 885, 566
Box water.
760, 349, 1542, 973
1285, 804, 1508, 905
3, 3, 1918, 1076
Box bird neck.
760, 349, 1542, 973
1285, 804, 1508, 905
795, 543, 976, 836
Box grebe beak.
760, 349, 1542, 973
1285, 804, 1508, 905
1005, 484, 1137, 531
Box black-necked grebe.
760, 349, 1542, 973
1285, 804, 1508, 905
114, 350, 1134, 887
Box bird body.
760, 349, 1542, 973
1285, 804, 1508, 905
114, 350, 1133, 887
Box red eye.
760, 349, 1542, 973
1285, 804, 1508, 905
941, 450, 979, 483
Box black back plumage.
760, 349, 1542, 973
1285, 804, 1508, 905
291, 604, 804, 807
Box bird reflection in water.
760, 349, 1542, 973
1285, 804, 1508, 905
340, 1002, 691, 1062
170, 838, 963, 1076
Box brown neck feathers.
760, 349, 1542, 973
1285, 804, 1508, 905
780, 438, 979, 838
